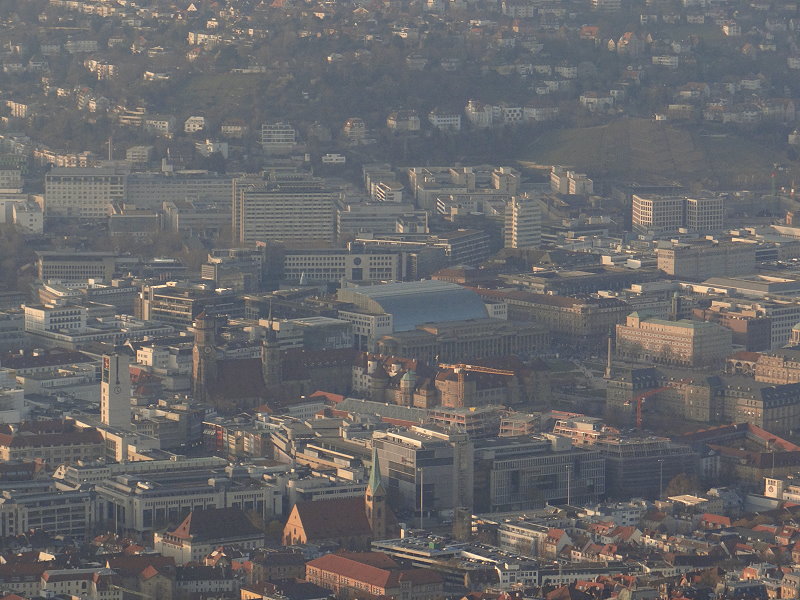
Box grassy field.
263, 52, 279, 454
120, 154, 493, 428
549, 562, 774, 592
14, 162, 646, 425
521, 117, 799, 187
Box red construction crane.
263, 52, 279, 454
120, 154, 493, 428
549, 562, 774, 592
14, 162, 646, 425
625, 386, 670, 429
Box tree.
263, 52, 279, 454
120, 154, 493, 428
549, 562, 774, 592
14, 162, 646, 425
664, 473, 701, 497
265, 519, 285, 541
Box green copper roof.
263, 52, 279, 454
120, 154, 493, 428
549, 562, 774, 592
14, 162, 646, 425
368, 446, 383, 493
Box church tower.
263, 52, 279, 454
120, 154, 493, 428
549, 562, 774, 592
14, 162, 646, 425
101, 351, 131, 429
261, 317, 283, 387
365, 446, 388, 540
192, 312, 218, 403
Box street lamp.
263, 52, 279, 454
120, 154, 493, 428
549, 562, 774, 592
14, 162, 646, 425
658, 459, 664, 499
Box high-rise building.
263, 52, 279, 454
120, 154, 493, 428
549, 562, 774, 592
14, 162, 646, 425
373, 427, 473, 518
44, 167, 127, 219
100, 352, 131, 429
631, 194, 684, 234
656, 242, 755, 280
686, 196, 724, 232
505, 196, 541, 249
233, 180, 340, 245
632, 194, 724, 234
139, 283, 242, 328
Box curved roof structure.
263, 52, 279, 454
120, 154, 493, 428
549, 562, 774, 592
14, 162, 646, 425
338, 281, 489, 332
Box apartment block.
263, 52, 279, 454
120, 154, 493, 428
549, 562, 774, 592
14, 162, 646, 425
632, 194, 724, 234
127, 172, 233, 210
656, 242, 756, 280
631, 194, 684, 234
44, 166, 127, 218
616, 312, 733, 367
234, 180, 340, 245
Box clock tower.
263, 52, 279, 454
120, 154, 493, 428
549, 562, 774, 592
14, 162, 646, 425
192, 312, 218, 403
101, 352, 132, 429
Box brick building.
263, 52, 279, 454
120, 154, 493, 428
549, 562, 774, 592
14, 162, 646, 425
305, 552, 444, 600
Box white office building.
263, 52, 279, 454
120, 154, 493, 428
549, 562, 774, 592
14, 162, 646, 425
45, 167, 127, 218
505, 196, 542, 249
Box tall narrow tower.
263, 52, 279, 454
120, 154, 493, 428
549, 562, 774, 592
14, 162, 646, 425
504, 195, 542, 249
101, 352, 131, 429
261, 316, 282, 387
192, 312, 218, 403
365, 446, 388, 540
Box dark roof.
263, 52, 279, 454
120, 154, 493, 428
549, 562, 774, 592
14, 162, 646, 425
0, 350, 94, 369
293, 497, 372, 539
175, 565, 229, 581
0, 563, 50, 581
283, 348, 357, 381
209, 358, 266, 400
168, 508, 263, 542
248, 581, 333, 600
106, 554, 176, 577
475, 288, 628, 309
252, 550, 307, 567
546, 586, 594, 600
0, 421, 104, 449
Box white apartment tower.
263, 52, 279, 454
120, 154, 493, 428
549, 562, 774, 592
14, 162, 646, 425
101, 352, 131, 429
505, 196, 542, 249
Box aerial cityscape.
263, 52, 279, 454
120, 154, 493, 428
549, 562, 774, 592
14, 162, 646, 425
5, 0, 800, 597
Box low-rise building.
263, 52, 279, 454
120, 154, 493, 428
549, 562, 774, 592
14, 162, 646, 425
306, 552, 444, 600
154, 507, 265, 565
616, 312, 733, 368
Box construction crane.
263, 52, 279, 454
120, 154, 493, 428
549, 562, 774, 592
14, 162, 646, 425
624, 386, 670, 429
109, 584, 154, 599
438, 363, 516, 376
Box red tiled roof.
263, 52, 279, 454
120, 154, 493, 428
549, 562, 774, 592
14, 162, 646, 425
308, 553, 395, 589
700, 513, 732, 527
307, 552, 442, 590
309, 390, 346, 404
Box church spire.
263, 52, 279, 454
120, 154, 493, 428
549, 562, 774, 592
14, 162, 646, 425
365, 445, 387, 540
368, 446, 384, 493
